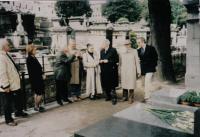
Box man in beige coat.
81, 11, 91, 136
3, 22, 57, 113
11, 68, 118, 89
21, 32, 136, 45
119, 40, 141, 103
68, 39, 82, 101
0, 38, 28, 126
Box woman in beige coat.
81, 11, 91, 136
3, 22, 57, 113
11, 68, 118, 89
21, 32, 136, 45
119, 40, 141, 103
83, 44, 103, 99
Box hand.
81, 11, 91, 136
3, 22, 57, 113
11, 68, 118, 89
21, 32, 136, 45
70, 50, 77, 55
75, 51, 81, 57
99, 60, 104, 63
42, 74, 46, 80
103, 59, 108, 63
4, 88, 10, 93
137, 73, 141, 78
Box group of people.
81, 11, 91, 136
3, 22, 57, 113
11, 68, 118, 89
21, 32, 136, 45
54, 37, 158, 106
0, 36, 158, 126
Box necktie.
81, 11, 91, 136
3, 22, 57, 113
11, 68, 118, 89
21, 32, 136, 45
141, 47, 145, 55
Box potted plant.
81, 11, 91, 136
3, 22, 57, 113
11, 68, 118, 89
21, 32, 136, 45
191, 96, 200, 107
179, 93, 191, 105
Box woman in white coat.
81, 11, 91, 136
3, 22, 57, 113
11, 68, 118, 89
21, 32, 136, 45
83, 44, 103, 100
119, 40, 141, 104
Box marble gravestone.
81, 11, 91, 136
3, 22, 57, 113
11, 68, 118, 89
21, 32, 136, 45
183, 0, 200, 89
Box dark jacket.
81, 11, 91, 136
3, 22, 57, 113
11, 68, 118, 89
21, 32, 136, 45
137, 45, 158, 75
54, 52, 75, 81
100, 47, 119, 89
26, 55, 44, 91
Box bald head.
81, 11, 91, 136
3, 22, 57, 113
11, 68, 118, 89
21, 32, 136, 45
0, 38, 10, 52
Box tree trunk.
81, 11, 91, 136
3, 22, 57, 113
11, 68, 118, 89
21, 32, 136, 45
148, 0, 176, 82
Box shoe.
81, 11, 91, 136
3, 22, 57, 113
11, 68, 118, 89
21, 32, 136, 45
57, 101, 63, 106
142, 98, 149, 103
105, 98, 111, 101
34, 107, 39, 111
90, 95, 96, 100
39, 107, 45, 112
66, 99, 73, 103
15, 111, 28, 117
77, 96, 82, 101
121, 97, 128, 102
6, 121, 17, 126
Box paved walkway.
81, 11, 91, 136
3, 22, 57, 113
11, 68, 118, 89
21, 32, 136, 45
0, 99, 131, 137
0, 80, 181, 137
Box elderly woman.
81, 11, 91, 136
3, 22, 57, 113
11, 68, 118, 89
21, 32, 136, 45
119, 40, 141, 104
83, 44, 103, 100
26, 44, 45, 112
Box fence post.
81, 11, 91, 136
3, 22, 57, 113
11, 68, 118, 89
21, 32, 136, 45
42, 56, 45, 72
42, 56, 46, 104
21, 72, 27, 111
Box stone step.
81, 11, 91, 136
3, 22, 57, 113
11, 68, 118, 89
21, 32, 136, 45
150, 88, 187, 105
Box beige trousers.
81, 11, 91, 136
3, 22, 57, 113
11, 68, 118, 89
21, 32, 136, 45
142, 73, 153, 99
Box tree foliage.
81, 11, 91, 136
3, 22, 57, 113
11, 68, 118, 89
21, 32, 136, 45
55, 0, 92, 26
142, 0, 187, 27
102, 0, 142, 23
170, 0, 187, 26
130, 32, 137, 49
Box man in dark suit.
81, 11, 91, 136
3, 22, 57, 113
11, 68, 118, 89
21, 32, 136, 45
137, 37, 158, 102
100, 39, 119, 105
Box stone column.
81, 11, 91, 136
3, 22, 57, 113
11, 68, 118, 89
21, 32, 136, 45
183, 0, 200, 89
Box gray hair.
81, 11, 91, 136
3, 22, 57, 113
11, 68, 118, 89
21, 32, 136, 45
0, 38, 7, 51
103, 39, 110, 47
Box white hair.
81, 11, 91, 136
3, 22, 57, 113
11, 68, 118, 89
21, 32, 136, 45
0, 38, 7, 51
103, 39, 110, 47
69, 39, 76, 45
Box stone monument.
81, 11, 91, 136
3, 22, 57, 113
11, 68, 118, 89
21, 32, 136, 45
13, 13, 28, 48
183, 0, 200, 89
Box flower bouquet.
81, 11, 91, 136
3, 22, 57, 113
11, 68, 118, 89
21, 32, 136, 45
145, 107, 194, 133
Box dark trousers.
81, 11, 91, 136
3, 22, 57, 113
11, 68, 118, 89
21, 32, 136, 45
70, 84, 81, 97
104, 87, 117, 100
1, 90, 24, 123
55, 80, 69, 102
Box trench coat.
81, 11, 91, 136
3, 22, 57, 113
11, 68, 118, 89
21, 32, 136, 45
83, 52, 103, 95
119, 47, 141, 89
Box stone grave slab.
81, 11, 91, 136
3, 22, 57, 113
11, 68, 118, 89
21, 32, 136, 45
74, 103, 194, 137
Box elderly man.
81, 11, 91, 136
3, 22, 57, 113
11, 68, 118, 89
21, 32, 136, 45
54, 46, 77, 106
137, 37, 158, 102
0, 38, 28, 126
100, 39, 119, 105
119, 40, 141, 104
68, 39, 83, 101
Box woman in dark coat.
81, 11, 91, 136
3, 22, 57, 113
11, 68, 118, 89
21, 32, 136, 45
26, 44, 45, 112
